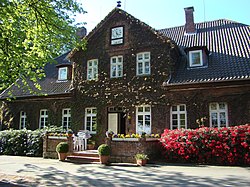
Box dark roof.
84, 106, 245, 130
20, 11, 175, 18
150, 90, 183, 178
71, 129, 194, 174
159, 19, 250, 85
0, 52, 72, 99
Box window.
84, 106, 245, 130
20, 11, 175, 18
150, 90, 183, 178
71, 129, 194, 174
62, 108, 71, 130
87, 59, 98, 80
189, 50, 203, 67
209, 102, 228, 128
19, 111, 27, 129
58, 67, 68, 80
85, 108, 97, 134
39, 109, 48, 129
171, 104, 187, 129
136, 52, 150, 75
110, 56, 123, 78
136, 105, 151, 134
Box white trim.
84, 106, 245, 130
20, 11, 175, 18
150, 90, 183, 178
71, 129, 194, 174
87, 59, 98, 80
39, 109, 48, 129
58, 67, 68, 80
136, 52, 151, 76
19, 111, 27, 129
136, 105, 151, 134
170, 104, 187, 129
110, 56, 123, 78
209, 102, 228, 128
85, 107, 97, 134
62, 108, 71, 130
189, 50, 203, 67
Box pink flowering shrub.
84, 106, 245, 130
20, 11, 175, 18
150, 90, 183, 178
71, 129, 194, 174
160, 124, 250, 165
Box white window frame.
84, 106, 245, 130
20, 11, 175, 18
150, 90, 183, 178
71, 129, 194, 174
136, 52, 151, 76
39, 109, 48, 129
87, 59, 98, 80
19, 111, 27, 129
62, 108, 71, 130
85, 107, 97, 134
110, 56, 123, 78
58, 67, 68, 80
189, 50, 203, 67
170, 104, 187, 129
136, 105, 151, 134
209, 102, 228, 128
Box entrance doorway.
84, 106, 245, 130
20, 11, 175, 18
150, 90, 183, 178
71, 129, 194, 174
108, 112, 126, 134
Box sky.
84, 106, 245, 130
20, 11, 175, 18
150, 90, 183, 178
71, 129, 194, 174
76, 0, 250, 33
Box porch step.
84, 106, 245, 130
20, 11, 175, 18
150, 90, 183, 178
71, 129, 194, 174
67, 150, 100, 164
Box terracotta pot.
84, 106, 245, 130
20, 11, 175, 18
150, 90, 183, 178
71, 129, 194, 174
99, 155, 110, 164
87, 144, 95, 150
136, 159, 147, 166
67, 133, 73, 137
58, 152, 67, 161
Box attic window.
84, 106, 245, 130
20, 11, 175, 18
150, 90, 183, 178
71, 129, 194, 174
189, 50, 203, 67
58, 67, 68, 80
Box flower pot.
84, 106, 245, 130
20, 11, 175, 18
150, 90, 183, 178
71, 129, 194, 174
67, 133, 73, 137
57, 152, 67, 161
100, 155, 110, 165
136, 159, 147, 166
87, 144, 95, 150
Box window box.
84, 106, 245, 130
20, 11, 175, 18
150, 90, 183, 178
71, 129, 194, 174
48, 136, 67, 140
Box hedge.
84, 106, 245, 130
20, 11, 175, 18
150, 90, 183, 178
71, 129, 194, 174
160, 124, 250, 166
0, 126, 66, 157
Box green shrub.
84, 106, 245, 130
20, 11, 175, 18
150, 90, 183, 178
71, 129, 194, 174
56, 142, 69, 153
0, 129, 43, 156
98, 144, 111, 156
135, 153, 149, 160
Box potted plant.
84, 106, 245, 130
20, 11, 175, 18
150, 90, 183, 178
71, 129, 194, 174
106, 130, 114, 138
87, 139, 95, 150
67, 129, 73, 137
98, 144, 111, 165
135, 153, 149, 166
56, 142, 69, 161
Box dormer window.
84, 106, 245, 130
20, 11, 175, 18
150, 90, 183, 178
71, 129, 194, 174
185, 46, 209, 69
58, 67, 68, 80
189, 50, 203, 67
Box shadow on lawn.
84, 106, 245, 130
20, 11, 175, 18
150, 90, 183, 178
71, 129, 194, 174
16, 163, 250, 187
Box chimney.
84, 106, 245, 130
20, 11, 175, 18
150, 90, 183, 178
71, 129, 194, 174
76, 27, 87, 39
184, 7, 196, 34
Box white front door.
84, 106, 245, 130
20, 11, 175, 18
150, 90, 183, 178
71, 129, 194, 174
108, 113, 118, 134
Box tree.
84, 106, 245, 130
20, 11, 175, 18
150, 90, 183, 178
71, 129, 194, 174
0, 0, 86, 92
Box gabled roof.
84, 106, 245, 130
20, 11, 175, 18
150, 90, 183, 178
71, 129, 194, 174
159, 19, 250, 85
68, 8, 171, 59
0, 52, 72, 99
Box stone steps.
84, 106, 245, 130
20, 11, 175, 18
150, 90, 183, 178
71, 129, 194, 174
67, 150, 100, 164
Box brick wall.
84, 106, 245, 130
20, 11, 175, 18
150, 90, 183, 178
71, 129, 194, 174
106, 138, 162, 163
43, 135, 73, 159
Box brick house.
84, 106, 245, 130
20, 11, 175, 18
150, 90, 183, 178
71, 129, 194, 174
1, 7, 249, 143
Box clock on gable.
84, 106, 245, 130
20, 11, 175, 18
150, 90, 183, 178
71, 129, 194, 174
111, 26, 124, 45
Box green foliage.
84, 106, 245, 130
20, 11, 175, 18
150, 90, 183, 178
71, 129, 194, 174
98, 144, 111, 156
0, 0, 86, 92
43, 125, 67, 134
135, 153, 149, 160
0, 129, 43, 156
56, 142, 69, 153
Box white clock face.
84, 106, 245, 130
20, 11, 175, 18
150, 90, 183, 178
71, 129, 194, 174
111, 27, 123, 39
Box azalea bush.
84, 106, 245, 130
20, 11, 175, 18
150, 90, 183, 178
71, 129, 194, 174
160, 124, 250, 166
